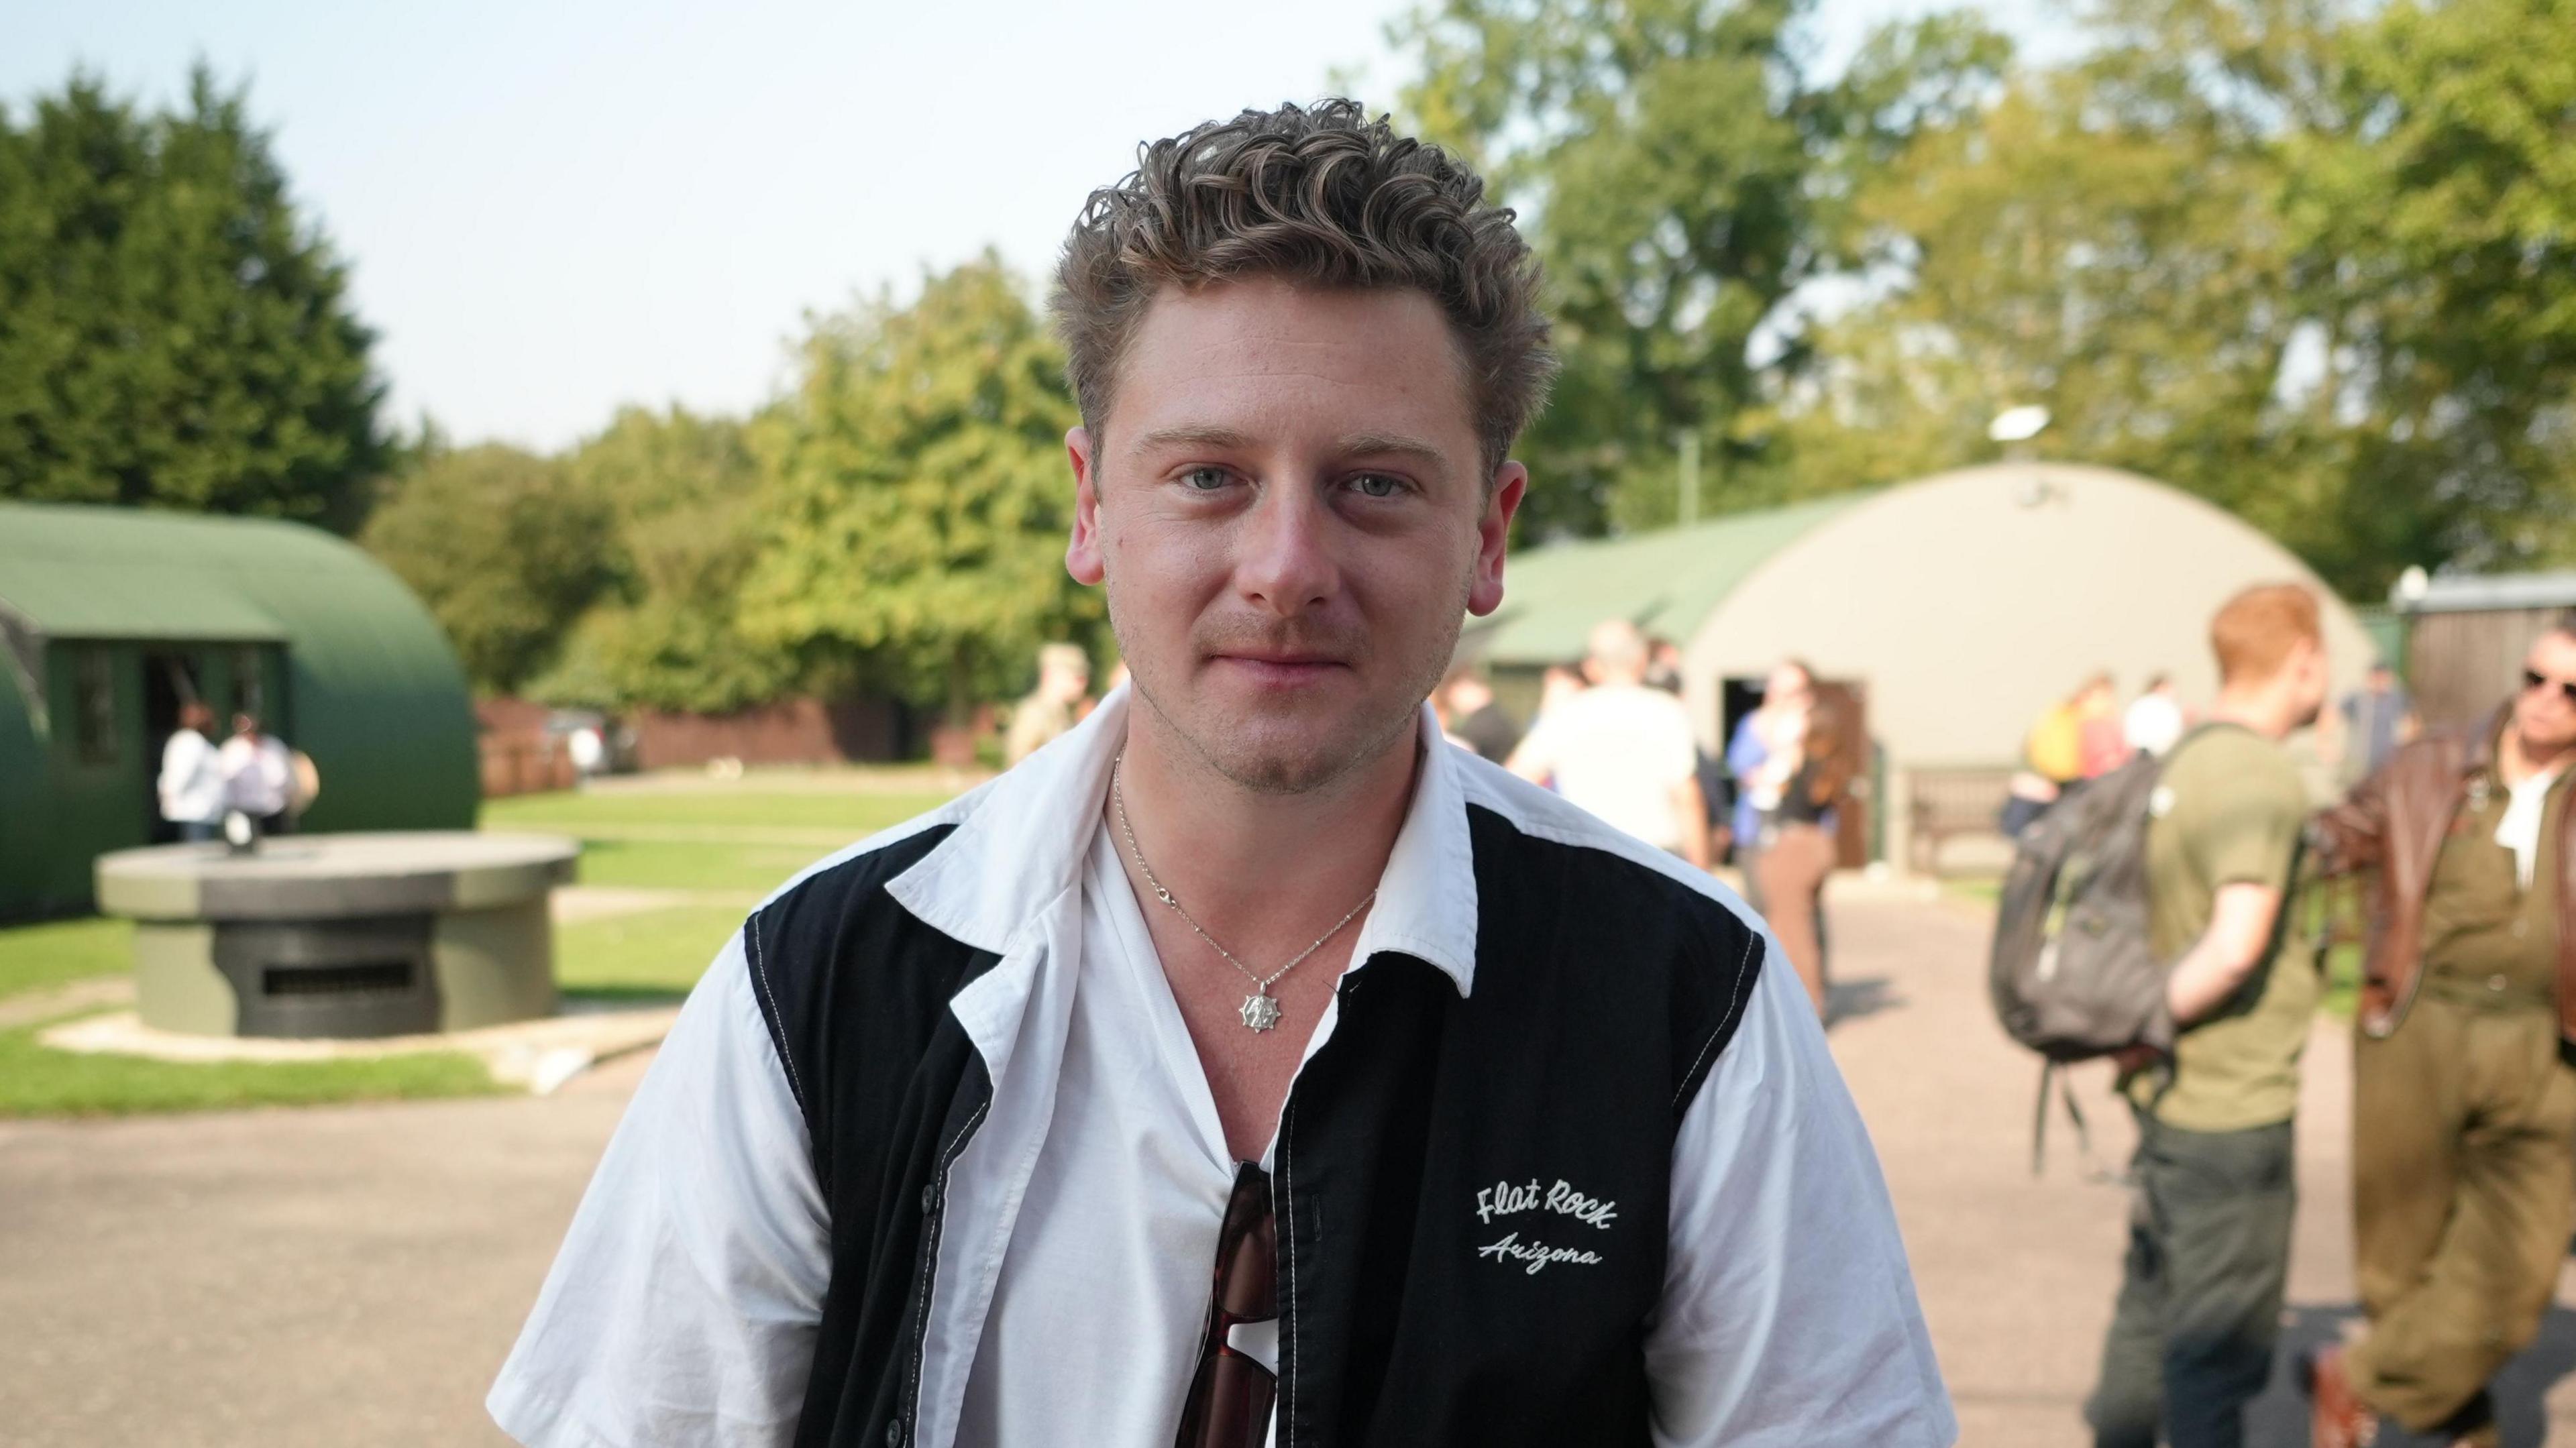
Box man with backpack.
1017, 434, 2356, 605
2304, 618, 2576, 1448
2085, 583, 2332, 1448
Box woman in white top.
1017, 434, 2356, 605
157, 702, 227, 842
219, 712, 295, 834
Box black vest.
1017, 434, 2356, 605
745, 804, 1766, 1448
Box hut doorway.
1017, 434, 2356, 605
141, 650, 207, 844
1716, 675, 1874, 870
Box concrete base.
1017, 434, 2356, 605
38, 1000, 678, 1095
97, 833, 577, 1040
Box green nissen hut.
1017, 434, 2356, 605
0, 503, 479, 918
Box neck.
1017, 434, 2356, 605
1111, 701, 1419, 944
2209, 683, 2297, 740
2500, 726, 2576, 785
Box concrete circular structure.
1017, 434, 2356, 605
95, 832, 578, 1039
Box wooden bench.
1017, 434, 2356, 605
1907, 766, 2018, 877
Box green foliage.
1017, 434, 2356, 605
741, 254, 1102, 721
360, 443, 618, 693
0, 68, 388, 531
1391, 0, 2010, 536
1393, 0, 2576, 594
1776, 0, 2576, 596
534, 405, 802, 714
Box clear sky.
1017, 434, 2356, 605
7, 0, 2074, 452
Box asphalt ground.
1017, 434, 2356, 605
7, 887, 2575, 1445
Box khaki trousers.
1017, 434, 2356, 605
1754, 822, 1833, 1015
2349, 990, 2576, 1441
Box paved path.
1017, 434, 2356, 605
1829, 883, 2576, 1447
6, 889, 2576, 1445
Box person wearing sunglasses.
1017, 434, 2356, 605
2308, 618, 2576, 1447
489, 101, 1950, 1448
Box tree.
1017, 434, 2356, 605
359, 444, 616, 694
2294, 0, 2576, 573
1390, 0, 2008, 535
533, 405, 802, 714
0, 68, 388, 530
740, 254, 1102, 724
1793, 0, 2576, 597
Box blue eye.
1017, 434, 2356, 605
1352, 473, 1402, 498
1183, 466, 1229, 491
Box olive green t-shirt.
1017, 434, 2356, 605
2127, 726, 2318, 1132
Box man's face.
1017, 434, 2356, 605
1065, 277, 1523, 794
2514, 633, 2576, 756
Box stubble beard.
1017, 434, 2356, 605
1106, 569, 1472, 798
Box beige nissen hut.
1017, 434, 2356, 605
1461, 462, 2376, 873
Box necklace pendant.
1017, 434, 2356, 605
1238, 990, 1283, 1032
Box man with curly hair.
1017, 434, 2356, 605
490, 100, 1951, 1448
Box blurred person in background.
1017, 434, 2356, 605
156, 700, 224, 843
1006, 642, 1094, 767
2002, 673, 2112, 836
2305, 618, 2576, 1448
2333, 659, 2418, 789
2088, 584, 2329, 1448
2125, 673, 2188, 759
1646, 635, 1684, 693
1727, 658, 1817, 907
1755, 696, 1849, 1019
2078, 673, 2130, 779
219, 712, 294, 838
1510, 618, 1709, 866
1436, 667, 1520, 763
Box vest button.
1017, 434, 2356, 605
886, 1421, 904, 1447
921, 1183, 937, 1215
2489, 974, 2510, 992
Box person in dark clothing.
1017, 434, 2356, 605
1436, 669, 1521, 764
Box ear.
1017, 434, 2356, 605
1065, 426, 1106, 587
1465, 461, 1527, 618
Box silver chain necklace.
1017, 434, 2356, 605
1110, 755, 1375, 1032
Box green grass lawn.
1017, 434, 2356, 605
0, 901, 739, 1117
0, 769, 961, 1116
0, 915, 133, 999
564, 837, 830, 894
0, 1028, 500, 1115
556, 903, 753, 1002
484, 787, 953, 835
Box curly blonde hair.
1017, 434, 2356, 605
1053, 99, 1555, 476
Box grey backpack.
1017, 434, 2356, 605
1988, 746, 2180, 1066
1987, 736, 2208, 1170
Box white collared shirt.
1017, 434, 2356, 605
490, 689, 1955, 1448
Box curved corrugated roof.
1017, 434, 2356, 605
1467, 494, 1867, 665
0, 503, 398, 642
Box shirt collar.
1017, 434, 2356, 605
885, 683, 1480, 997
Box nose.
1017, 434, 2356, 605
1232, 484, 1339, 618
